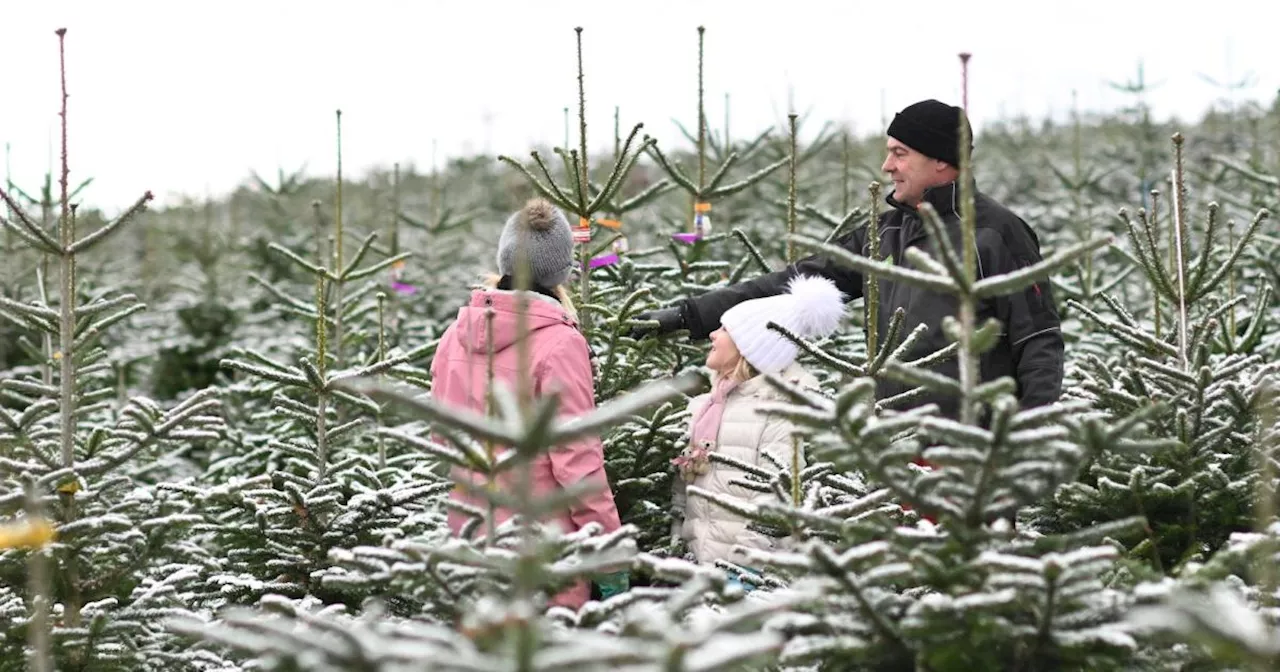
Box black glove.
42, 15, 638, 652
629, 306, 686, 339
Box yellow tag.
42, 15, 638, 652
0, 518, 57, 549
57, 480, 79, 494
52, 352, 62, 360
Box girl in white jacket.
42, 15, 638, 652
672, 275, 846, 582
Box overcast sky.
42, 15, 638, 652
3, 0, 1275, 215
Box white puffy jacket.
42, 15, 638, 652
673, 361, 818, 566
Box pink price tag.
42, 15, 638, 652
391, 281, 418, 295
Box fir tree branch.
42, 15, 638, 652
0, 296, 59, 323
972, 236, 1114, 299
1099, 292, 1141, 329
70, 303, 147, 355
267, 242, 329, 280
702, 151, 740, 193
0, 306, 53, 334
335, 380, 519, 448
825, 209, 866, 245
1185, 202, 1220, 298
345, 252, 414, 283
868, 310, 913, 374
902, 247, 954, 284
1135, 357, 1198, 387
973, 377, 1018, 402
686, 484, 760, 520
565, 148, 587, 212
810, 543, 911, 656
1131, 208, 1180, 301
247, 274, 323, 319
220, 359, 309, 387
707, 156, 789, 199
1, 379, 59, 398
325, 417, 366, 443
338, 232, 380, 278
331, 388, 382, 416
548, 372, 704, 445
1067, 300, 1178, 357
766, 321, 865, 377
532, 150, 578, 209
329, 341, 437, 384
1190, 208, 1269, 303
72, 294, 138, 319
916, 203, 967, 287
587, 125, 647, 212
814, 488, 893, 521
791, 234, 959, 295
880, 360, 963, 397
1189, 298, 1244, 355
0, 214, 57, 253
1232, 285, 1272, 352
0, 188, 59, 253
377, 427, 475, 469
730, 228, 773, 273
614, 178, 674, 212
1208, 154, 1280, 188
67, 191, 152, 254
642, 142, 698, 194
497, 153, 576, 213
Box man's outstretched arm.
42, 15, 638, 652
634, 227, 868, 341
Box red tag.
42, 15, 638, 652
572, 217, 591, 243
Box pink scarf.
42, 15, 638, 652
691, 377, 741, 450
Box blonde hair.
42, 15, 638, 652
480, 273, 578, 323
716, 355, 757, 384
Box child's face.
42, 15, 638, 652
706, 327, 741, 374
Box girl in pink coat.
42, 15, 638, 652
429, 198, 625, 609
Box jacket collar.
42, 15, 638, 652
495, 274, 561, 302
734, 361, 818, 399
884, 179, 978, 249
885, 179, 972, 218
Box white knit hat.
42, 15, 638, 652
719, 275, 847, 375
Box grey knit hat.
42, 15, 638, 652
496, 198, 575, 288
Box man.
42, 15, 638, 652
631, 99, 1063, 420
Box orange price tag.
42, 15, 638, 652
694, 202, 711, 213
596, 218, 622, 230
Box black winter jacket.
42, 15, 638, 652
679, 181, 1064, 420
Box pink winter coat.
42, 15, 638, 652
429, 287, 622, 608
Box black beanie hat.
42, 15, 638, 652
886, 99, 972, 167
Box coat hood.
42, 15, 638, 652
450, 288, 577, 355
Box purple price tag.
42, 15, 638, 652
391, 281, 417, 295
672, 232, 702, 244
588, 254, 619, 268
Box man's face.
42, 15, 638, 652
881, 137, 947, 206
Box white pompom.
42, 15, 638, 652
786, 275, 846, 338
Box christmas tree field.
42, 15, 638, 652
1, 25, 1278, 672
